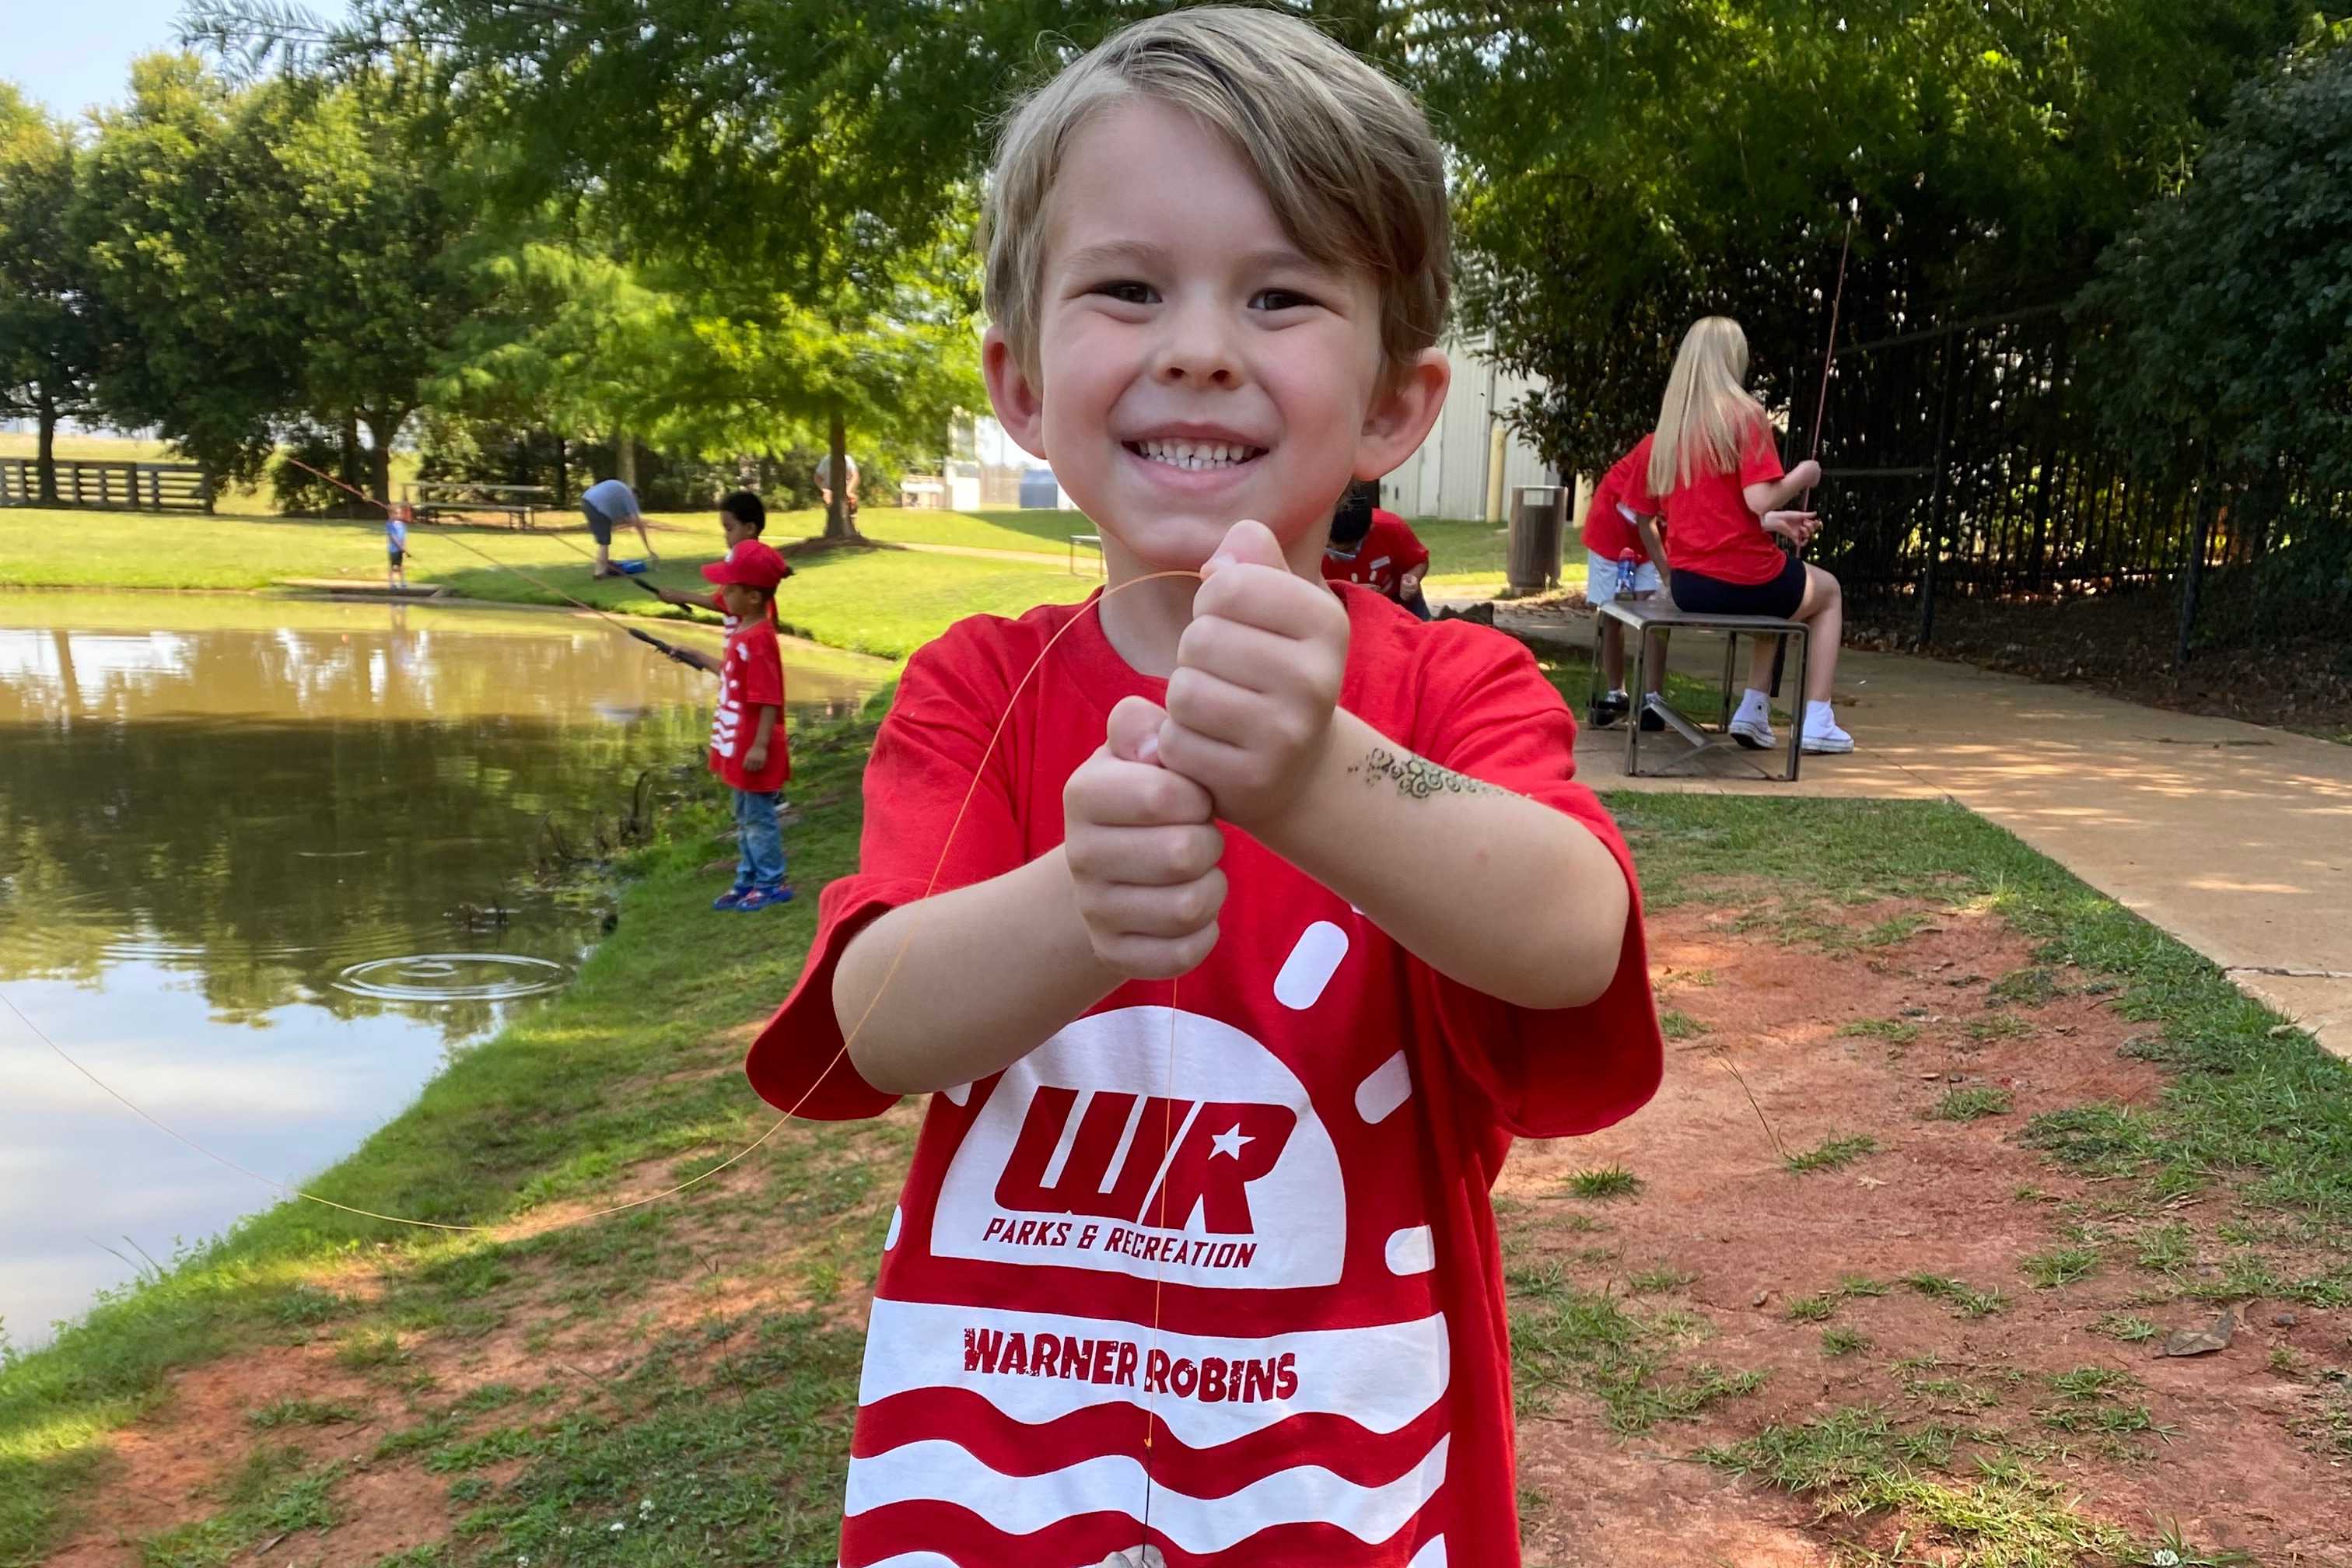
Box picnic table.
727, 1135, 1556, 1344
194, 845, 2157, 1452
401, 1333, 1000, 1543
1595, 596, 1811, 782
402, 481, 555, 530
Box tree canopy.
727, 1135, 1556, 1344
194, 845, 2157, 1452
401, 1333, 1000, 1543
2079, 26, 2352, 497
0, 86, 104, 498
1415, 0, 2328, 474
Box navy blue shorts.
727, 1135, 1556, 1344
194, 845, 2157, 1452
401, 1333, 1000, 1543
1670, 551, 1806, 618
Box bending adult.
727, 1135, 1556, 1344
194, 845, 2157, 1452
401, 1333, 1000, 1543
1648, 317, 1851, 754
581, 476, 658, 579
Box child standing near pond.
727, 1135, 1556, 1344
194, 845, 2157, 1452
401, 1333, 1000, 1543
744, 12, 1660, 1565
640, 490, 789, 630
384, 504, 410, 591
701, 541, 793, 912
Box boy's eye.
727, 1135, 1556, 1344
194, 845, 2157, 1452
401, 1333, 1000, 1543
1092, 279, 1159, 306
1250, 288, 1319, 313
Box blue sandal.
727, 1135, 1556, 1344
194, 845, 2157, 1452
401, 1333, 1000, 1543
712, 887, 752, 912
737, 884, 795, 912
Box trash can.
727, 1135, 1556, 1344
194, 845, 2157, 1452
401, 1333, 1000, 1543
1507, 485, 1567, 595
1019, 468, 1062, 509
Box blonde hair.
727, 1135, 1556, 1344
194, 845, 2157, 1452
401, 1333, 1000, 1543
980, 7, 1451, 380
1649, 317, 1770, 496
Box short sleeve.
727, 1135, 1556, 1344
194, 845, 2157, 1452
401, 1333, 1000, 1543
744, 625, 1034, 1119
1407, 626, 1663, 1138
1621, 436, 1659, 513
1738, 419, 1786, 488
738, 641, 785, 710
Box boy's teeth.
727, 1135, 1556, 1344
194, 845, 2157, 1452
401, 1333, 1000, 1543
1137, 439, 1254, 470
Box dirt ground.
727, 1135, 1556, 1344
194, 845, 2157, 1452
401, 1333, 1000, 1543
40, 904, 2352, 1566
1839, 588, 2352, 743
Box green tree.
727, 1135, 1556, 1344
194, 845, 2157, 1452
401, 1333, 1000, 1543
2080, 28, 2352, 493
79, 56, 494, 500
0, 86, 106, 502
1414, 0, 2326, 476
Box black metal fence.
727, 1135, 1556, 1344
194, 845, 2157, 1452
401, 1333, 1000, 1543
1780, 308, 2347, 653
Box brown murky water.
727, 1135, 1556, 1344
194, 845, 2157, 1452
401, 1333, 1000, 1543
0, 593, 890, 1345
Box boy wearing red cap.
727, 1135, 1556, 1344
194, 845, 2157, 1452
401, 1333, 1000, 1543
702, 540, 794, 911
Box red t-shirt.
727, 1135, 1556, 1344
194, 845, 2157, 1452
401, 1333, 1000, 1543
709, 620, 789, 790
1660, 416, 1788, 586
746, 590, 1662, 1567
1580, 436, 1657, 559
1321, 510, 1430, 600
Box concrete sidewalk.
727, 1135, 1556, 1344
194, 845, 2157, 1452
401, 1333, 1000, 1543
1518, 609, 2352, 1058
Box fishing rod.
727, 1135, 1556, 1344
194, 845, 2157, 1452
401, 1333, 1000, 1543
280, 455, 701, 664
1800, 201, 1857, 514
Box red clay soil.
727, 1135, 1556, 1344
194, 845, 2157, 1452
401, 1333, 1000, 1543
1503, 900, 2352, 1566
39, 908, 2352, 1566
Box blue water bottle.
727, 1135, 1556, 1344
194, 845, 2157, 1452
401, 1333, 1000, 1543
1615, 548, 1639, 600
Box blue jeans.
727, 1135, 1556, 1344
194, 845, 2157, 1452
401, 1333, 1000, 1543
732, 789, 786, 891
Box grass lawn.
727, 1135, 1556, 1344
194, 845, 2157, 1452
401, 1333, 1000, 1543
0, 506, 1097, 662
7, 686, 2347, 1563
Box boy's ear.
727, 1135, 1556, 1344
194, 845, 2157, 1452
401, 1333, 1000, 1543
982, 327, 1050, 460
1354, 348, 1450, 481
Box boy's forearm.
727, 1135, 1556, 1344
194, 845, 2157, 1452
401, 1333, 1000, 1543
834, 849, 1123, 1094
1254, 710, 1630, 1010
751, 705, 778, 750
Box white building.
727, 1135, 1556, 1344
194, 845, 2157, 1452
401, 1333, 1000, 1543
1378, 334, 1562, 523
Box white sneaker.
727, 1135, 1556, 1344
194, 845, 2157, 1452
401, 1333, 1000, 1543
1802, 717, 1854, 754
1728, 711, 1775, 749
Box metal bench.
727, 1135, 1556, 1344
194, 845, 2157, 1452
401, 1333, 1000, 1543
402, 481, 554, 529
1068, 533, 1104, 576
1596, 596, 1810, 782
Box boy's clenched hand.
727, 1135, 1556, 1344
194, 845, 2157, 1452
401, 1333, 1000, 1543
1159, 519, 1349, 826
1062, 695, 1227, 979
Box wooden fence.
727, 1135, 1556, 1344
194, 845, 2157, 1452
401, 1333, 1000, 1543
0, 457, 215, 513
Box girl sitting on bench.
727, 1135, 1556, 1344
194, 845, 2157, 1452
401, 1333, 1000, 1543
1649, 316, 1853, 754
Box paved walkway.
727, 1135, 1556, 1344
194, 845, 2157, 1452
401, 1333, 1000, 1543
1509, 608, 2352, 1059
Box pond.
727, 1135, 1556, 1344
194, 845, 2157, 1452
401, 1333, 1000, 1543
0, 592, 891, 1348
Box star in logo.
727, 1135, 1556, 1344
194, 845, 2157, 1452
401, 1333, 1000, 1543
1209, 1124, 1253, 1161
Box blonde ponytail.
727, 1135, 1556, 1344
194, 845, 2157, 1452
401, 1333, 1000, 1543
1649, 317, 1769, 496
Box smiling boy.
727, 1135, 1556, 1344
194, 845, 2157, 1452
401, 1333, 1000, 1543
748, 12, 1661, 1565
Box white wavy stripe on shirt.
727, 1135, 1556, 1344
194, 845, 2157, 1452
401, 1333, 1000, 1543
858, 1297, 1450, 1447
843, 1433, 1448, 1554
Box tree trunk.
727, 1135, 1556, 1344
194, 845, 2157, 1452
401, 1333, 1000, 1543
35, 391, 58, 505
614, 429, 636, 489
555, 435, 569, 505
825, 404, 856, 541
361, 409, 404, 506
341, 412, 363, 516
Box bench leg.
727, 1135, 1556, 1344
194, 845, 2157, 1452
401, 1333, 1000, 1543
1783, 628, 1808, 782
1719, 632, 1738, 731
1625, 620, 1647, 777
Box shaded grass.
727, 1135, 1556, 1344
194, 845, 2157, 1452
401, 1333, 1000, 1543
1563, 1165, 1643, 1200
1930, 1085, 2016, 1122
1698, 1406, 2133, 1566
1786, 1134, 1879, 1174
1508, 1262, 1766, 1433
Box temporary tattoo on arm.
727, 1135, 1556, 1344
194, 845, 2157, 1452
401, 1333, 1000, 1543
1349, 747, 1503, 800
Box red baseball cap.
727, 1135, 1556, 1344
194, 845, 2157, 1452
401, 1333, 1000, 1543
702, 539, 788, 590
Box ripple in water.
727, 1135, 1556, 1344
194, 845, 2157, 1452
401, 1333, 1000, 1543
333, 953, 572, 1003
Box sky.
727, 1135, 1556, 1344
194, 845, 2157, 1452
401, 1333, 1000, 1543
0, 0, 193, 118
